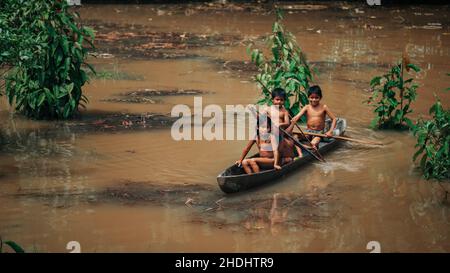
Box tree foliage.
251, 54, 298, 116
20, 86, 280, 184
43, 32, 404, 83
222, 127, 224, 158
0, 0, 95, 119
365, 57, 420, 129
247, 9, 315, 116
412, 92, 449, 181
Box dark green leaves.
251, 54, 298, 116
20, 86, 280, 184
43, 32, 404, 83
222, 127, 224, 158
0, 238, 25, 253
407, 63, 420, 72
365, 60, 420, 129
248, 8, 313, 115
412, 94, 450, 181
370, 76, 382, 87
1, 0, 95, 119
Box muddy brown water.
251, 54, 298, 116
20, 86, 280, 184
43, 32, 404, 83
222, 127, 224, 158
1, 2, 449, 252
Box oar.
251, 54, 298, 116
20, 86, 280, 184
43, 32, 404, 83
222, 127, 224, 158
254, 79, 326, 162
252, 108, 325, 163
279, 126, 326, 162
296, 131, 385, 146
287, 113, 326, 161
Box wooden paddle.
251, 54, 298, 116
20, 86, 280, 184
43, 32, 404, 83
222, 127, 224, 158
254, 79, 326, 162
297, 131, 385, 146
279, 126, 326, 162
287, 113, 326, 161
251, 108, 326, 163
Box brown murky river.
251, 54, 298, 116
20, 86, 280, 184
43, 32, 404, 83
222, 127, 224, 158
1, 2, 449, 252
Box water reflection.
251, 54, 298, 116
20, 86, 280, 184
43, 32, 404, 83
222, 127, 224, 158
0, 116, 94, 197
1, 2, 449, 252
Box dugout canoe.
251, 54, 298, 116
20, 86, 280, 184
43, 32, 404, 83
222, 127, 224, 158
217, 118, 347, 193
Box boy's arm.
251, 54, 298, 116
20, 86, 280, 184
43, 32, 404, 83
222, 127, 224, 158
292, 105, 308, 124
324, 105, 337, 137
236, 140, 256, 166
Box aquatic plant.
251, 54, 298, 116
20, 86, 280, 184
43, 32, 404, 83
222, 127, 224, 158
412, 84, 449, 182
0, 0, 95, 119
0, 237, 25, 253
365, 55, 420, 129
247, 9, 315, 116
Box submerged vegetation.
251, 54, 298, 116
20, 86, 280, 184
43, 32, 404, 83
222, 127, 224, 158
0, 0, 95, 119
365, 56, 420, 129
247, 9, 315, 116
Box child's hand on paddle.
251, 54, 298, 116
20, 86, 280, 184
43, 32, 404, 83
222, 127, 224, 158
325, 130, 333, 138
235, 160, 243, 167
274, 164, 282, 170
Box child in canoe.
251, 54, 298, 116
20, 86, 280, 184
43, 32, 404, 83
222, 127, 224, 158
291, 85, 337, 149
235, 88, 297, 174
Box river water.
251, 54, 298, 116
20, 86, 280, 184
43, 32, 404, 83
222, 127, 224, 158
0, 2, 449, 252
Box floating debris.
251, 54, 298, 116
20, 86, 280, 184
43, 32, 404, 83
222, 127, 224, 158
405, 23, 443, 30
102, 97, 161, 104
84, 20, 244, 60
122, 89, 209, 97
56, 112, 180, 133
103, 89, 210, 104
277, 4, 328, 11
363, 24, 383, 30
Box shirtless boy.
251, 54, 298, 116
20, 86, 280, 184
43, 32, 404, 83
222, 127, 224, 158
291, 85, 337, 149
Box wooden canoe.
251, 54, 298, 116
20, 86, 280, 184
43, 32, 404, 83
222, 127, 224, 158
217, 118, 347, 193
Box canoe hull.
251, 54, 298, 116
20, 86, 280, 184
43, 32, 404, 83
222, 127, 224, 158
217, 118, 346, 194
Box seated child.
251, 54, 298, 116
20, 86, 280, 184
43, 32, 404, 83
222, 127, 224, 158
235, 88, 292, 174
291, 85, 337, 149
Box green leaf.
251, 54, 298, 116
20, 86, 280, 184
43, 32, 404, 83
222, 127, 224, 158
388, 98, 399, 107
56, 89, 66, 99
419, 153, 428, 170
63, 103, 71, 118
407, 64, 420, 72
413, 146, 425, 162
403, 103, 410, 114
290, 103, 300, 116
370, 76, 382, 87
61, 36, 69, 55
4, 241, 25, 253
83, 26, 95, 40
37, 92, 45, 107
70, 98, 76, 110
394, 109, 403, 123
370, 116, 380, 128
404, 117, 414, 129
66, 82, 74, 94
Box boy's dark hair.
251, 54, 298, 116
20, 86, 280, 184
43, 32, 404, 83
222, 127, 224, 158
307, 85, 322, 98
271, 88, 286, 100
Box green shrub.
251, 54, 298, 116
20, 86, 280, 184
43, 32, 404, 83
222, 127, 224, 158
0, 0, 95, 119
247, 9, 315, 116
365, 57, 420, 129
412, 94, 449, 181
